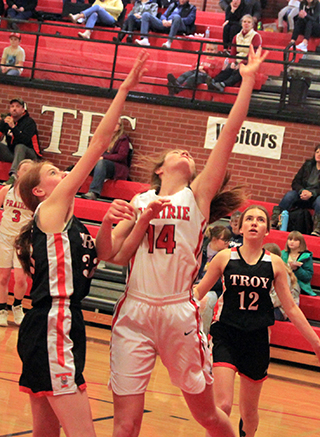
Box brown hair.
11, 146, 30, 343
18, 160, 52, 212
263, 242, 281, 257
263, 242, 298, 288
15, 221, 33, 276
239, 204, 270, 232
137, 151, 246, 223
285, 231, 307, 252
15, 161, 54, 276
205, 225, 232, 242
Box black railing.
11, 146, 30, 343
1, 17, 319, 118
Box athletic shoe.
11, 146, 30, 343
162, 40, 171, 49
207, 81, 225, 93
206, 76, 216, 90
0, 309, 8, 327
12, 304, 24, 325
311, 229, 320, 237
82, 191, 98, 200
136, 38, 150, 46
69, 13, 79, 24
296, 42, 308, 52
167, 73, 180, 95
78, 30, 91, 40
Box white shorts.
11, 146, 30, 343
0, 233, 21, 269
109, 291, 213, 396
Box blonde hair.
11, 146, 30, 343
107, 118, 125, 152
263, 242, 298, 289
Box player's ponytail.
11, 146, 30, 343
15, 221, 33, 277
208, 172, 247, 224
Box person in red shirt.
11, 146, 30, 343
166, 43, 226, 95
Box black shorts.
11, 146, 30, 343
210, 321, 270, 382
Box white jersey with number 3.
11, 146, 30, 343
0, 186, 32, 237
127, 187, 206, 298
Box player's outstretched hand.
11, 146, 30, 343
239, 45, 269, 80
105, 199, 136, 223
120, 50, 149, 92
141, 198, 171, 222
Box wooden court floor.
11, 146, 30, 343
1, 312, 320, 437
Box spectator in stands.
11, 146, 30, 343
281, 230, 316, 296
206, 14, 262, 92
0, 32, 25, 76
82, 118, 131, 200
113, 0, 158, 43
136, 0, 196, 48
0, 98, 41, 185
194, 205, 320, 437
0, 159, 33, 328
166, 43, 227, 95
6, 0, 38, 30
290, 0, 320, 51
219, 0, 261, 23
278, 0, 301, 33
197, 225, 231, 336
223, 0, 250, 52
271, 144, 320, 235
264, 242, 300, 321
0, 0, 4, 16
69, 0, 123, 40
227, 210, 243, 247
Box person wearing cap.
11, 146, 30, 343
0, 33, 25, 76
0, 98, 41, 184
6, 0, 38, 30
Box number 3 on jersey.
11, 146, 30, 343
147, 224, 176, 254
12, 209, 21, 223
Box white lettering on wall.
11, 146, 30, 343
41, 106, 77, 154
41, 105, 136, 156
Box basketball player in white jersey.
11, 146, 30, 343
96, 46, 269, 437
0, 159, 33, 326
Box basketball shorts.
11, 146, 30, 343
210, 321, 269, 382
109, 291, 213, 396
0, 233, 22, 269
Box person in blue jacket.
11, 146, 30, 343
281, 230, 316, 296
136, 0, 196, 48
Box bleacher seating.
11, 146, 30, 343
0, 6, 289, 99
2, 0, 320, 365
